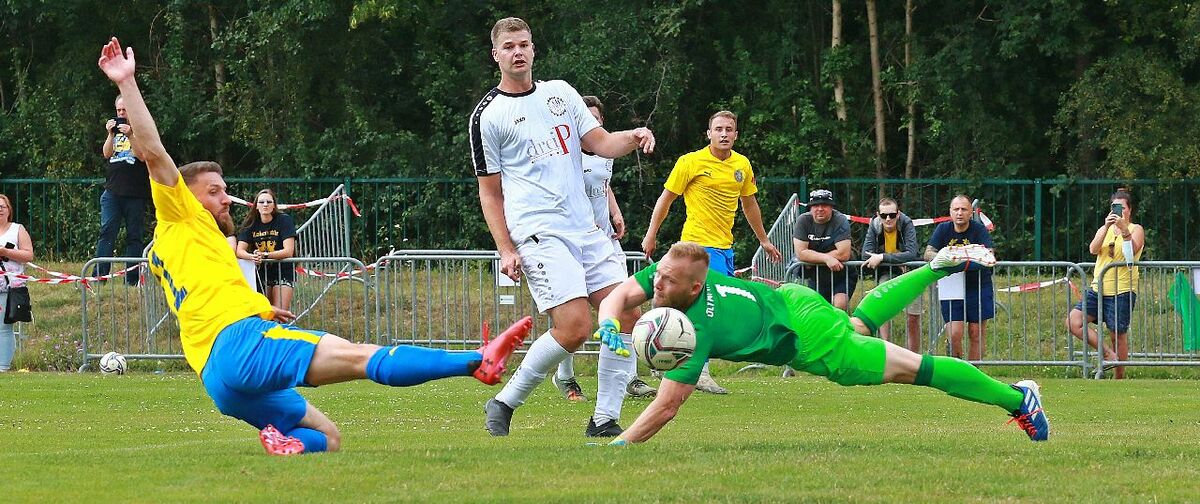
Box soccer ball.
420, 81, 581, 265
99, 352, 127, 375
631, 307, 696, 371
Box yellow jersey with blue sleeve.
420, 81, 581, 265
663, 146, 757, 249
148, 174, 275, 374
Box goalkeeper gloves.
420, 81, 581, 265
593, 318, 629, 357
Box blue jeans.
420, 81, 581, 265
0, 291, 13, 371
94, 190, 148, 283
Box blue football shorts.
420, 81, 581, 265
200, 316, 325, 431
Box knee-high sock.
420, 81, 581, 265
914, 354, 1023, 412
287, 427, 328, 453
366, 345, 481, 387
593, 334, 635, 424
556, 355, 576, 381
853, 266, 944, 335
495, 331, 571, 408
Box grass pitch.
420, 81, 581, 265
2, 372, 1198, 502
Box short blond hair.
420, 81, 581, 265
491, 17, 531, 47
708, 110, 737, 129
665, 241, 710, 267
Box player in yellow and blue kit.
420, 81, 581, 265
98, 37, 531, 455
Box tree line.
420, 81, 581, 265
2, 1, 1197, 258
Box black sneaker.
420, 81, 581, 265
585, 417, 624, 437
484, 398, 515, 437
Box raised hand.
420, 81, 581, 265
98, 37, 136, 84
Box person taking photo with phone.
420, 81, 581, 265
1065, 189, 1144, 379
95, 94, 152, 285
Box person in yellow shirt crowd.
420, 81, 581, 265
98, 37, 529, 455
641, 110, 782, 394
1066, 189, 1144, 379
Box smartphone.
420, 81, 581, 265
1110, 202, 1124, 216
111, 117, 127, 133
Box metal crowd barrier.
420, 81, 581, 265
373, 250, 649, 354
80, 256, 370, 370
75, 250, 1200, 378
764, 259, 1093, 375
1092, 261, 1200, 377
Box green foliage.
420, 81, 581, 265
3, 1, 1200, 258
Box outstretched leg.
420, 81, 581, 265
853, 245, 995, 335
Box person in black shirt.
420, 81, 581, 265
236, 189, 297, 311
96, 95, 152, 285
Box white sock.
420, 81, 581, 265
701, 360, 712, 377
495, 331, 570, 408
556, 355, 575, 381
593, 335, 635, 424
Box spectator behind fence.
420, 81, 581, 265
0, 194, 35, 372
861, 197, 923, 351
96, 94, 151, 286
1066, 190, 1144, 379
235, 189, 297, 312
791, 189, 857, 312
641, 110, 783, 395
924, 195, 994, 360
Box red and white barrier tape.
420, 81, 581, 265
2, 262, 138, 286
294, 260, 387, 279
997, 277, 1069, 293
231, 194, 362, 217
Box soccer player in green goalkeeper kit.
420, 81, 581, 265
593, 241, 1049, 445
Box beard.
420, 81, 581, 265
216, 212, 235, 236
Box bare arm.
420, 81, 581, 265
615, 378, 695, 444
741, 196, 782, 262
581, 127, 655, 159
269, 237, 296, 260
235, 240, 256, 260
641, 189, 679, 258
607, 187, 625, 240
793, 238, 828, 263
1088, 222, 1111, 256
0, 226, 35, 264
102, 124, 115, 158
1129, 224, 1146, 256
831, 239, 852, 261
597, 276, 649, 323
97, 38, 177, 187
478, 175, 521, 281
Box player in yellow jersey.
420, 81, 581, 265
98, 37, 530, 455
640, 110, 783, 394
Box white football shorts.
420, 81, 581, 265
517, 228, 627, 312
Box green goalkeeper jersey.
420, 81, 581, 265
633, 263, 801, 385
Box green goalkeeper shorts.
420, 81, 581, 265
779, 283, 886, 386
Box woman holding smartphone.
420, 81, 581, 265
1065, 189, 1145, 379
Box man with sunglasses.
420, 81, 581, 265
862, 197, 923, 351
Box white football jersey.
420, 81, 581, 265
469, 80, 601, 240
582, 151, 615, 236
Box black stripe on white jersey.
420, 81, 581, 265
469, 88, 502, 177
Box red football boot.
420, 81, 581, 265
259, 424, 305, 455
473, 316, 533, 385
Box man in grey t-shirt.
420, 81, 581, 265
791, 189, 857, 312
